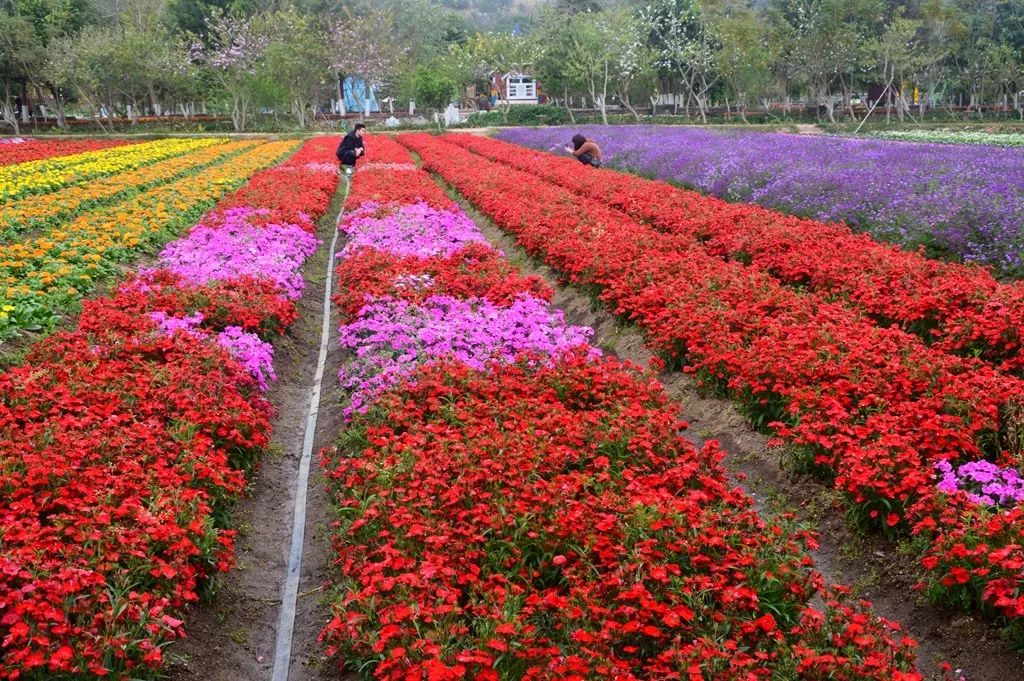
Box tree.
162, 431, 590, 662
0, 12, 46, 134
713, 5, 776, 122
325, 7, 406, 118
640, 0, 721, 123
189, 8, 269, 131
563, 9, 652, 124
533, 9, 581, 121
411, 65, 457, 129
260, 11, 328, 128
865, 11, 925, 124
610, 11, 657, 121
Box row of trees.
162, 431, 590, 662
3, 0, 1024, 132
520, 0, 1024, 124
0, 0, 472, 133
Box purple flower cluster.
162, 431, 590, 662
216, 326, 277, 392
936, 460, 1024, 507
149, 311, 277, 391
156, 207, 319, 298
335, 192, 602, 419
498, 126, 1024, 276
339, 201, 487, 258
337, 294, 597, 416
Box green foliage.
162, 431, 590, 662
412, 65, 458, 112
467, 104, 572, 126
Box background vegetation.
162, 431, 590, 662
2, 0, 1023, 133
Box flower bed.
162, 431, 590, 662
496, 126, 1024, 276
449, 134, 1024, 374
0, 140, 259, 240
399, 132, 1024, 642
0, 140, 299, 339
0, 137, 223, 201
318, 136, 922, 679
0, 136, 341, 680
0, 137, 136, 167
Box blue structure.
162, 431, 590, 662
343, 76, 379, 113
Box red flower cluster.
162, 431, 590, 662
345, 135, 455, 210
362, 133, 422, 165
322, 358, 920, 679
213, 137, 341, 232
319, 137, 922, 679
332, 242, 552, 319
0, 137, 341, 680
446, 134, 1024, 374
0, 138, 136, 166
398, 133, 1024, 639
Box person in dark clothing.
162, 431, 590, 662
564, 133, 602, 167
336, 123, 366, 174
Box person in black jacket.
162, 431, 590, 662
336, 123, 366, 174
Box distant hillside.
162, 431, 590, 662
439, 0, 544, 30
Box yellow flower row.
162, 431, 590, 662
0, 140, 260, 241
0, 137, 226, 202
0, 139, 300, 338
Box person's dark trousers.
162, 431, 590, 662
339, 149, 358, 166
577, 152, 601, 168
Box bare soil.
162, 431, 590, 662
166, 183, 350, 681
443, 184, 1024, 681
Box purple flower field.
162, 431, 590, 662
497, 126, 1024, 276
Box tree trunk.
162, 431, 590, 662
49, 84, 67, 129
335, 72, 344, 116
563, 84, 576, 123
620, 93, 641, 121
600, 59, 609, 125
231, 94, 243, 131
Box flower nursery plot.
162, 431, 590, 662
0, 137, 137, 166
399, 131, 1024, 650
0, 139, 297, 339
0, 136, 342, 681
447, 133, 1024, 376
314, 134, 923, 680
0, 137, 224, 202
497, 126, 1024, 276
871, 129, 1024, 147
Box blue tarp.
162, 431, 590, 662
343, 77, 379, 113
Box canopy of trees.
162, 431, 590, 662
2, 0, 1023, 132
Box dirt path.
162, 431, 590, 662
167, 183, 349, 681
436, 181, 1024, 681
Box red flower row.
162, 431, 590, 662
446, 134, 1024, 374
212, 137, 342, 232
321, 358, 921, 680
346, 135, 455, 210
0, 137, 341, 680
397, 133, 1024, 639
319, 138, 922, 679
332, 242, 552, 319
0, 138, 136, 166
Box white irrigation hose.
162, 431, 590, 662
271, 176, 348, 681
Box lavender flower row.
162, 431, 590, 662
336, 200, 598, 418
497, 126, 1024, 276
